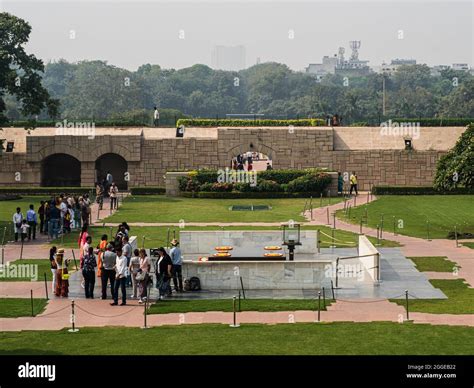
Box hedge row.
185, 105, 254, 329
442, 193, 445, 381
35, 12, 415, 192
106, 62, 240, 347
389, 118, 473, 127
176, 118, 325, 127
129, 187, 166, 195
181, 191, 324, 199
5, 120, 149, 128
0, 187, 94, 195
372, 186, 474, 195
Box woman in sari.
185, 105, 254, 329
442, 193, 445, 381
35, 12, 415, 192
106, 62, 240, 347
54, 248, 70, 297
96, 234, 108, 279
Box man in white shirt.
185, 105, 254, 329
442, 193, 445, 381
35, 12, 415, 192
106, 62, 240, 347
153, 106, 160, 127
111, 247, 127, 306
12, 207, 23, 242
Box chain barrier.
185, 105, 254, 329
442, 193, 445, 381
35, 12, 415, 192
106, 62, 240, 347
74, 303, 140, 318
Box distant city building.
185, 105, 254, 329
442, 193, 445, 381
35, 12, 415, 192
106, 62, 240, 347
211, 45, 246, 71
376, 58, 417, 75
305, 55, 338, 78
430, 65, 450, 76
452, 63, 469, 71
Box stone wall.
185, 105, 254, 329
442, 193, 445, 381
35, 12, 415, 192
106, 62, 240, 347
0, 126, 460, 189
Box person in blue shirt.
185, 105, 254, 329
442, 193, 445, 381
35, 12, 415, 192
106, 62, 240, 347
26, 204, 37, 240
170, 239, 183, 292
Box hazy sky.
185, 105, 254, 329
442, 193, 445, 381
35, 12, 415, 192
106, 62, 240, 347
1, 0, 473, 71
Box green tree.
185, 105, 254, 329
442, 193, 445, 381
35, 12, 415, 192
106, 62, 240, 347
0, 12, 58, 124
434, 124, 473, 190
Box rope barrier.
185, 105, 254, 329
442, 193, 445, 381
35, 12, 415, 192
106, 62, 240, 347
334, 293, 406, 303
74, 303, 139, 318
319, 231, 357, 244
36, 304, 71, 318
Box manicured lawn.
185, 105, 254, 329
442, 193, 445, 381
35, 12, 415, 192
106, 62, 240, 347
0, 259, 58, 282
337, 195, 474, 239
0, 322, 472, 355
0, 298, 47, 317
391, 279, 474, 314
104, 195, 343, 223
148, 298, 334, 314
52, 224, 399, 249
408, 256, 459, 272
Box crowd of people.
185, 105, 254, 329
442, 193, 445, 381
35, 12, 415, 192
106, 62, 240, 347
48, 222, 184, 304
231, 152, 273, 171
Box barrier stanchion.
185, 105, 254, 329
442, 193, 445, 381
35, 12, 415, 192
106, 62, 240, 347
326, 208, 330, 225
347, 205, 351, 220
359, 219, 363, 234
366, 191, 369, 204
229, 296, 240, 328
376, 225, 381, 246
1, 226, 6, 264
392, 216, 397, 236
335, 258, 340, 288
68, 300, 79, 332
238, 290, 241, 312
317, 291, 321, 322
426, 221, 431, 241
319, 193, 323, 207
141, 296, 148, 329
20, 237, 24, 260
454, 226, 459, 248
322, 287, 326, 309
380, 214, 384, 238
44, 272, 49, 300
364, 207, 368, 224
328, 190, 331, 205
142, 236, 145, 249
30, 289, 34, 317
405, 290, 409, 321
333, 212, 336, 229
317, 229, 321, 254
330, 280, 335, 300
330, 228, 336, 249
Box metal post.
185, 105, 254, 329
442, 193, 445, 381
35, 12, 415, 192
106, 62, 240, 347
348, 205, 351, 219
68, 300, 79, 332
376, 225, 381, 246
335, 258, 340, 288
1, 226, 6, 247
238, 290, 241, 312
239, 276, 246, 299
141, 295, 148, 329
427, 221, 431, 241
30, 289, 34, 317
364, 207, 368, 224
328, 190, 331, 205
326, 208, 330, 225
330, 228, 336, 249
320, 193, 323, 207
366, 191, 369, 204
405, 290, 409, 321
167, 228, 170, 247
333, 212, 336, 229
72, 249, 78, 271
142, 236, 145, 249
330, 280, 335, 300
393, 217, 397, 236
380, 214, 384, 238
454, 226, 459, 248
359, 219, 363, 234
317, 291, 321, 322
20, 237, 24, 260
317, 229, 321, 254
44, 272, 49, 300
229, 296, 240, 328
322, 287, 326, 309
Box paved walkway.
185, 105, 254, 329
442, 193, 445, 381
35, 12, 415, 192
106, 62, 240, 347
1, 297, 472, 331
304, 194, 474, 287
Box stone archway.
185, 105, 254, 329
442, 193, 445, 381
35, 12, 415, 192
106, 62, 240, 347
226, 143, 277, 171
41, 153, 81, 187
95, 153, 128, 190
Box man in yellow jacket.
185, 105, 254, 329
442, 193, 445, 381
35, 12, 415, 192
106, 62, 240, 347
350, 172, 358, 196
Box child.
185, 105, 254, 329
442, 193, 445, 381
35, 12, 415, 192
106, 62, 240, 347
20, 219, 30, 242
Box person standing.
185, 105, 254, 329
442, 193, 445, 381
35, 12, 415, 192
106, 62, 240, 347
109, 183, 118, 210
48, 201, 61, 240
111, 247, 127, 306
82, 246, 97, 298
170, 239, 183, 292
20, 220, 29, 242
153, 106, 160, 127
54, 249, 69, 297
350, 171, 358, 196
122, 235, 132, 287
106, 171, 113, 195
95, 182, 104, 210
96, 234, 108, 280
101, 244, 116, 300
129, 248, 140, 299
338, 172, 344, 195
38, 201, 45, 234
155, 247, 172, 300
138, 248, 150, 304
26, 204, 37, 240
12, 207, 23, 242
49, 246, 58, 293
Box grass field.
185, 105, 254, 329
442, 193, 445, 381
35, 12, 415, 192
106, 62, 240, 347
462, 242, 474, 249
51, 224, 400, 249
0, 322, 472, 355
0, 298, 47, 317
0, 259, 55, 282
104, 195, 343, 223
337, 195, 474, 239
391, 279, 474, 314
408, 256, 459, 272
148, 298, 333, 314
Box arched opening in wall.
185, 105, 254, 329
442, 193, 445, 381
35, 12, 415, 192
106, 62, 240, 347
41, 154, 81, 187
95, 153, 128, 190
231, 151, 273, 172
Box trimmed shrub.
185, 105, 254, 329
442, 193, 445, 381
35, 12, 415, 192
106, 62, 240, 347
286, 173, 332, 193
256, 179, 281, 192
181, 192, 318, 199
129, 187, 166, 195
390, 118, 473, 127
176, 118, 325, 127
372, 186, 474, 195
210, 182, 234, 192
